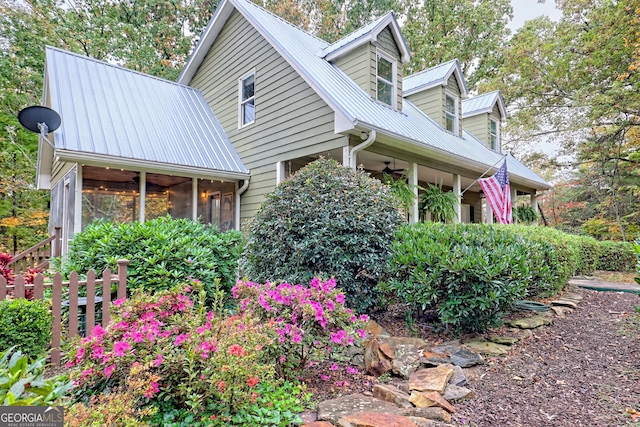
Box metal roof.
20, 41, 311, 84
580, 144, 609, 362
403, 59, 469, 97
462, 90, 507, 119
179, 0, 549, 189
45, 47, 248, 177
319, 12, 411, 63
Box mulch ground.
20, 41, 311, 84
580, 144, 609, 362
304, 288, 640, 427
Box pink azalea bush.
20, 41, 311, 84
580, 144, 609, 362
233, 277, 368, 379
66, 281, 275, 416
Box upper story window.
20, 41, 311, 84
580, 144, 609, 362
490, 119, 499, 150
239, 71, 255, 127
376, 52, 396, 107
445, 93, 458, 135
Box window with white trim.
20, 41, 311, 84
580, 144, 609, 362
239, 72, 255, 127
490, 119, 499, 150
445, 93, 458, 135
376, 52, 396, 107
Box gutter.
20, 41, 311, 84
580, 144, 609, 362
349, 130, 377, 168
235, 178, 250, 231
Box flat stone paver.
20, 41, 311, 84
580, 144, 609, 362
568, 278, 640, 294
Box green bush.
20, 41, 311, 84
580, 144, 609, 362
60, 217, 243, 301
0, 347, 72, 406
595, 240, 636, 272
240, 158, 403, 313
0, 299, 52, 357
634, 241, 640, 286
382, 223, 530, 333
513, 205, 538, 224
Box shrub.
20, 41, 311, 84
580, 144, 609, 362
233, 277, 367, 380
0, 347, 72, 406
0, 253, 42, 299
382, 223, 530, 333
0, 299, 52, 357
595, 240, 636, 272
60, 217, 243, 301
240, 158, 403, 313
66, 281, 276, 418
634, 240, 640, 286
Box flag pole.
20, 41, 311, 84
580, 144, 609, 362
461, 153, 508, 195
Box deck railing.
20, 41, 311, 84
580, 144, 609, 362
8, 227, 62, 274
0, 259, 128, 367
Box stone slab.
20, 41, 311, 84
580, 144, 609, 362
462, 340, 510, 355
372, 384, 413, 409
409, 391, 456, 413
442, 384, 474, 401
337, 412, 419, 427
403, 407, 452, 423
318, 394, 406, 424
408, 365, 455, 393
449, 348, 483, 367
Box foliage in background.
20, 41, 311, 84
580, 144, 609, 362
233, 278, 367, 380
0, 347, 72, 406
382, 171, 419, 218
513, 205, 537, 224
485, 0, 640, 240
59, 217, 242, 301
66, 282, 276, 423
241, 158, 403, 313
0, 298, 52, 357
634, 241, 640, 286
419, 182, 459, 223
382, 223, 531, 333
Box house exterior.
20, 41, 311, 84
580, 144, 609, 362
37, 0, 550, 252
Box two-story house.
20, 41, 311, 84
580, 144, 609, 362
36, 0, 549, 249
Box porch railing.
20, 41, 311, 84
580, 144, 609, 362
0, 259, 128, 367
8, 227, 62, 274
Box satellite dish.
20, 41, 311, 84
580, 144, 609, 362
18, 106, 61, 135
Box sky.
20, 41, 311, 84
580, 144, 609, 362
510, 0, 562, 30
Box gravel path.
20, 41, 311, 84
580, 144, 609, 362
454, 290, 640, 427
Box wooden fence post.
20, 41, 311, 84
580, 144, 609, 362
85, 270, 96, 337
51, 273, 63, 367
102, 268, 112, 327
68, 272, 79, 338
14, 275, 25, 299
0, 276, 6, 300
117, 259, 129, 300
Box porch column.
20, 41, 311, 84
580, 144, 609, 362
342, 146, 351, 167
276, 161, 285, 185
485, 199, 494, 224
530, 192, 538, 211
192, 178, 198, 220
139, 172, 146, 222
74, 167, 83, 234
510, 187, 517, 207
408, 162, 419, 224
452, 173, 461, 223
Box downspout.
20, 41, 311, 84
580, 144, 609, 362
349, 130, 377, 168
235, 178, 250, 231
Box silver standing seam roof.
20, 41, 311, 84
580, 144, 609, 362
45, 46, 248, 177
462, 90, 507, 119
403, 59, 469, 96
181, 0, 550, 189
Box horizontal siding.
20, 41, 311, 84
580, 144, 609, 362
407, 87, 443, 127
190, 9, 348, 222
462, 115, 488, 146
51, 160, 76, 187
333, 43, 371, 92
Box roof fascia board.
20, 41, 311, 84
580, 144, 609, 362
403, 60, 468, 97
178, 0, 235, 85
55, 150, 250, 181
323, 14, 410, 63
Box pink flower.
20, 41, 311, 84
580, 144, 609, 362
113, 298, 126, 306
320, 374, 330, 381
330, 363, 339, 371
174, 333, 190, 346
144, 381, 160, 398
346, 366, 359, 375
92, 346, 104, 359
357, 329, 367, 339
104, 364, 116, 378
359, 314, 369, 322
335, 293, 345, 304
81, 368, 94, 379
247, 377, 259, 388
153, 353, 163, 367
75, 347, 85, 362
92, 325, 106, 337
228, 344, 246, 357
113, 340, 131, 357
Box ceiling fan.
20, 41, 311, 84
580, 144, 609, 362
381, 161, 404, 175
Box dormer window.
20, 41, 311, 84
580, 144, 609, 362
445, 93, 458, 135
239, 71, 255, 127
376, 52, 396, 107
490, 119, 499, 150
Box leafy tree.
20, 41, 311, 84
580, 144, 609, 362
486, 0, 640, 240
403, 0, 513, 88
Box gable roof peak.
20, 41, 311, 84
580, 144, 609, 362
403, 59, 469, 98
318, 11, 411, 63
462, 90, 507, 120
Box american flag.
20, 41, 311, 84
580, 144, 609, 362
478, 160, 512, 224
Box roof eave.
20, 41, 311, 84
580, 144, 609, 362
55, 149, 250, 181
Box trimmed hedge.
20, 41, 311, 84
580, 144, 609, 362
60, 217, 243, 301
0, 299, 52, 357
382, 223, 531, 333
595, 240, 636, 272
240, 158, 403, 313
